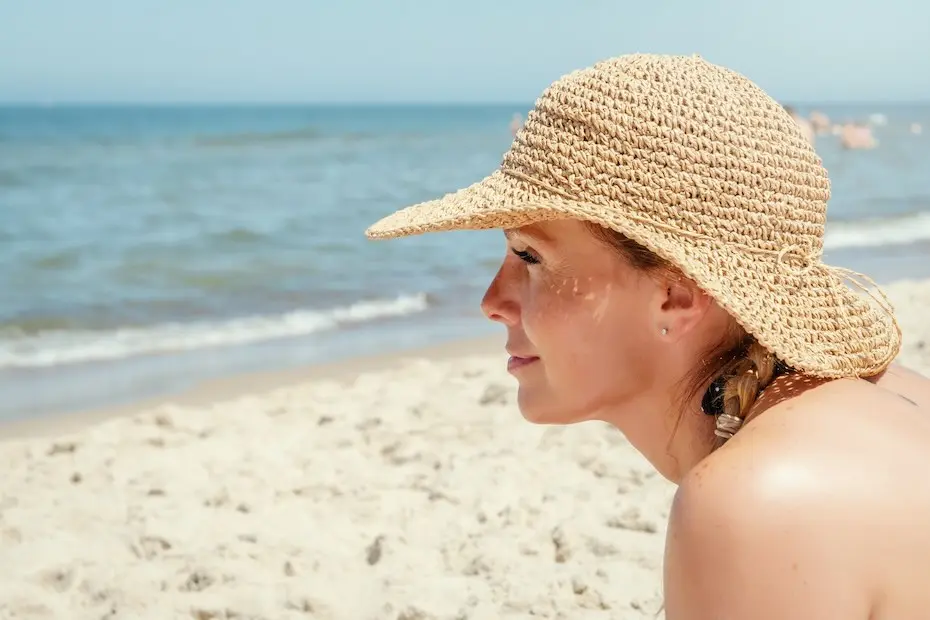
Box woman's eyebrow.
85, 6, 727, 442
503, 227, 553, 246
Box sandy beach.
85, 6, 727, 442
1, 280, 928, 620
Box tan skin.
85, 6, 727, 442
481, 219, 930, 620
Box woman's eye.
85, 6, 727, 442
511, 248, 540, 265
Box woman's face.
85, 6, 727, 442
480, 219, 671, 424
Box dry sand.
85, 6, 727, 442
1, 280, 929, 620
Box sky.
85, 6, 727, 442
1, 0, 928, 104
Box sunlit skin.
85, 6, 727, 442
480, 218, 930, 620
481, 218, 732, 481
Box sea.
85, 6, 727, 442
2, 103, 929, 421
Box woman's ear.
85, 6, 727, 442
657, 276, 713, 338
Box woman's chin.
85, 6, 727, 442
516, 391, 587, 425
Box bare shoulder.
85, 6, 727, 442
664, 374, 930, 619
875, 363, 930, 408
663, 412, 874, 620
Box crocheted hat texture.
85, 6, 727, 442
366, 53, 901, 378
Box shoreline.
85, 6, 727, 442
0, 334, 504, 441
0, 308, 498, 424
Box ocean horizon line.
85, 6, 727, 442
2, 99, 929, 108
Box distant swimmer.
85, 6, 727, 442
510, 113, 523, 136
782, 105, 815, 145
809, 110, 831, 135
840, 121, 877, 149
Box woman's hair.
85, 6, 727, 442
588, 223, 779, 437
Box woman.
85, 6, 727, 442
366, 54, 930, 619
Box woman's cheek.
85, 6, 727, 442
524, 265, 601, 313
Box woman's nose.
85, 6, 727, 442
480, 261, 520, 326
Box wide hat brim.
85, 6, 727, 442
366, 169, 901, 379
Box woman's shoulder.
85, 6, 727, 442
665, 438, 875, 618
677, 370, 930, 517
670, 408, 845, 541
872, 363, 930, 408
664, 412, 873, 618
664, 372, 930, 618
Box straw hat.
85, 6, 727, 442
365, 53, 901, 378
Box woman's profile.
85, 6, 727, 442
366, 54, 930, 619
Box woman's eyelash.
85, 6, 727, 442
511, 248, 540, 265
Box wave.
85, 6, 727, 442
825, 211, 930, 250
0, 293, 429, 369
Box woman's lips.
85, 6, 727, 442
507, 355, 540, 372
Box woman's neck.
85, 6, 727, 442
600, 387, 717, 484
603, 371, 830, 484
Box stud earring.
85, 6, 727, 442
661, 327, 668, 336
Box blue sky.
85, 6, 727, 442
1, 0, 927, 103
